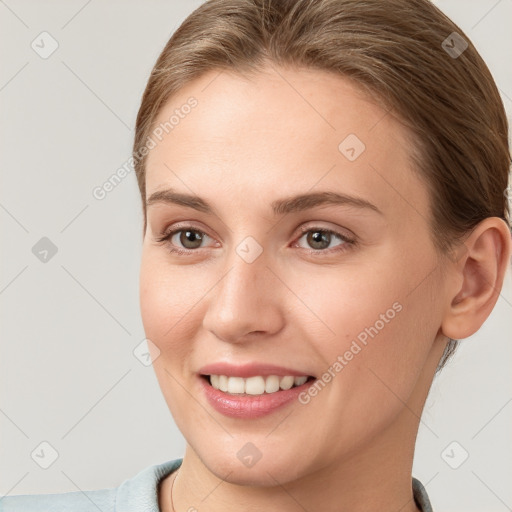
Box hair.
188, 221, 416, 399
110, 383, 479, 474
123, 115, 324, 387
133, 0, 511, 372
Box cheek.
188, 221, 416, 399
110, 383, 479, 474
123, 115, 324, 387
139, 250, 204, 354
139, 251, 206, 425
301, 259, 436, 400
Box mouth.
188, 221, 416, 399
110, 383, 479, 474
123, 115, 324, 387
200, 374, 316, 396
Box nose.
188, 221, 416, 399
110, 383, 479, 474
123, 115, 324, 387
202, 246, 286, 344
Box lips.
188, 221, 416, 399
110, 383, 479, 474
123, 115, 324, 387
198, 362, 316, 378
199, 375, 315, 418
197, 362, 317, 418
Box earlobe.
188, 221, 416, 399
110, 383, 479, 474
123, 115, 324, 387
441, 217, 511, 340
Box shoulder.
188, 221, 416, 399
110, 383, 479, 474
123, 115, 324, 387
0, 458, 183, 512
0, 489, 116, 512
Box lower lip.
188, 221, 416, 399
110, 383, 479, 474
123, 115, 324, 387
200, 376, 315, 419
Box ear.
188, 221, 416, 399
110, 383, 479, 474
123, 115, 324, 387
441, 217, 511, 340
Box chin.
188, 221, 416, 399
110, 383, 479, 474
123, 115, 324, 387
191, 439, 312, 487
206, 458, 303, 487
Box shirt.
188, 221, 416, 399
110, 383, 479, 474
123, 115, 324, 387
0, 458, 433, 511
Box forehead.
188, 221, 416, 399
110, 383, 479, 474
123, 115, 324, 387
144, 65, 428, 223
149, 65, 396, 156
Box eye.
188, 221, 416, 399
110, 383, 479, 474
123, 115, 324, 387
294, 227, 355, 253
155, 225, 215, 255
154, 224, 356, 256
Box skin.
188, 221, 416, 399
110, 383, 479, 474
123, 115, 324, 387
139, 63, 511, 512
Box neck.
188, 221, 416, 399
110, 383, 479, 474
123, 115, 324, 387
170, 412, 419, 511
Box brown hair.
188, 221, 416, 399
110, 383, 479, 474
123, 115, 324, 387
133, 0, 511, 371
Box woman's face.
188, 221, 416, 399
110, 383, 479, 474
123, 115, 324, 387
140, 64, 448, 484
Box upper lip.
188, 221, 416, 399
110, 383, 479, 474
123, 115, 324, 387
198, 362, 315, 378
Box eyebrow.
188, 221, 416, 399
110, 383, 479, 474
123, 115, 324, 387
146, 188, 383, 216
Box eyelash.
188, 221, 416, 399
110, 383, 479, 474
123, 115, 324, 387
155, 224, 357, 257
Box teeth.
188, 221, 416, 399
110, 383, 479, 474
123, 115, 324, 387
227, 377, 245, 394
280, 375, 294, 390
265, 375, 280, 393
246, 376, 265, 395
218, 375, 228, 392
208, 374, 310, 395
294, 376, 308, 386
210, 374, 220, 389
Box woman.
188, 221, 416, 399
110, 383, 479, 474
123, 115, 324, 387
2, 0, 510, 511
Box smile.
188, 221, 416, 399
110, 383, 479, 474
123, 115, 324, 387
205, 374, 313, 395
199, 373, 317, 419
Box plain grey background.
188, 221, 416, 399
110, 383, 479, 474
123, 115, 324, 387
1, 1, 511, 511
